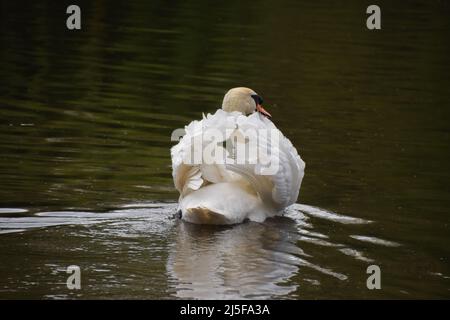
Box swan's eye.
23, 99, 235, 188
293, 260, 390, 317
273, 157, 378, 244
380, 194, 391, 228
251, 94, 263, 106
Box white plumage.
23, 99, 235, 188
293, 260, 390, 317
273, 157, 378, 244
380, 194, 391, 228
171, 87, 305, 224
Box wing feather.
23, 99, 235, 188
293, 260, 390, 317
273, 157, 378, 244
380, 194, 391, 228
171, 109, 305, 208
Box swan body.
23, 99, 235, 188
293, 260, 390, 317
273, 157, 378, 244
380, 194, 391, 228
171, 87, 305, 224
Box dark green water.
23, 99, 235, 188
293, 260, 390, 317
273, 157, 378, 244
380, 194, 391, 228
0, 0, 449, 299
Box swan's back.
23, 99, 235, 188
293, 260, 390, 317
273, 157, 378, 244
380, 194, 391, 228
171, 109, 305, 224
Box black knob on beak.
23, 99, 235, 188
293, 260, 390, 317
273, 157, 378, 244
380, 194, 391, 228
251, 94, 264, 106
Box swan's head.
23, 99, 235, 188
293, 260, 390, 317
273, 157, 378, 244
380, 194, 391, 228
221, 87, 272, 118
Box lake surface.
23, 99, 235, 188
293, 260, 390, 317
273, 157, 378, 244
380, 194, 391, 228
0, 0, 449, 299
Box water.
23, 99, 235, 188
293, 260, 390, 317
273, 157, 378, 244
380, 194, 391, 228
0, 0, 449, 299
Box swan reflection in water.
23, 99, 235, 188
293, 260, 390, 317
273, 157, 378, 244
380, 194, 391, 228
167, 217, 304, 299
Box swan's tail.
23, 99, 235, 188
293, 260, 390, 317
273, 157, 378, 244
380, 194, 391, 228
178, 182, 268, 225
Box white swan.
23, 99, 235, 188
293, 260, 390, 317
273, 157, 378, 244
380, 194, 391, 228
171, 87, 305, 224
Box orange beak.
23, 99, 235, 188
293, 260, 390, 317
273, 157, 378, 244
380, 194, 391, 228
256, 104, 272, 118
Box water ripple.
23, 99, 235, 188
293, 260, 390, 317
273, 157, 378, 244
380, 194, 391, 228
0, 203, 400, 299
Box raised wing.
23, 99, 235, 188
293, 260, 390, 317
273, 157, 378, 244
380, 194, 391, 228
224, 112, 305, 211
171, 109, 305, 210
171, 110, 238, 196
